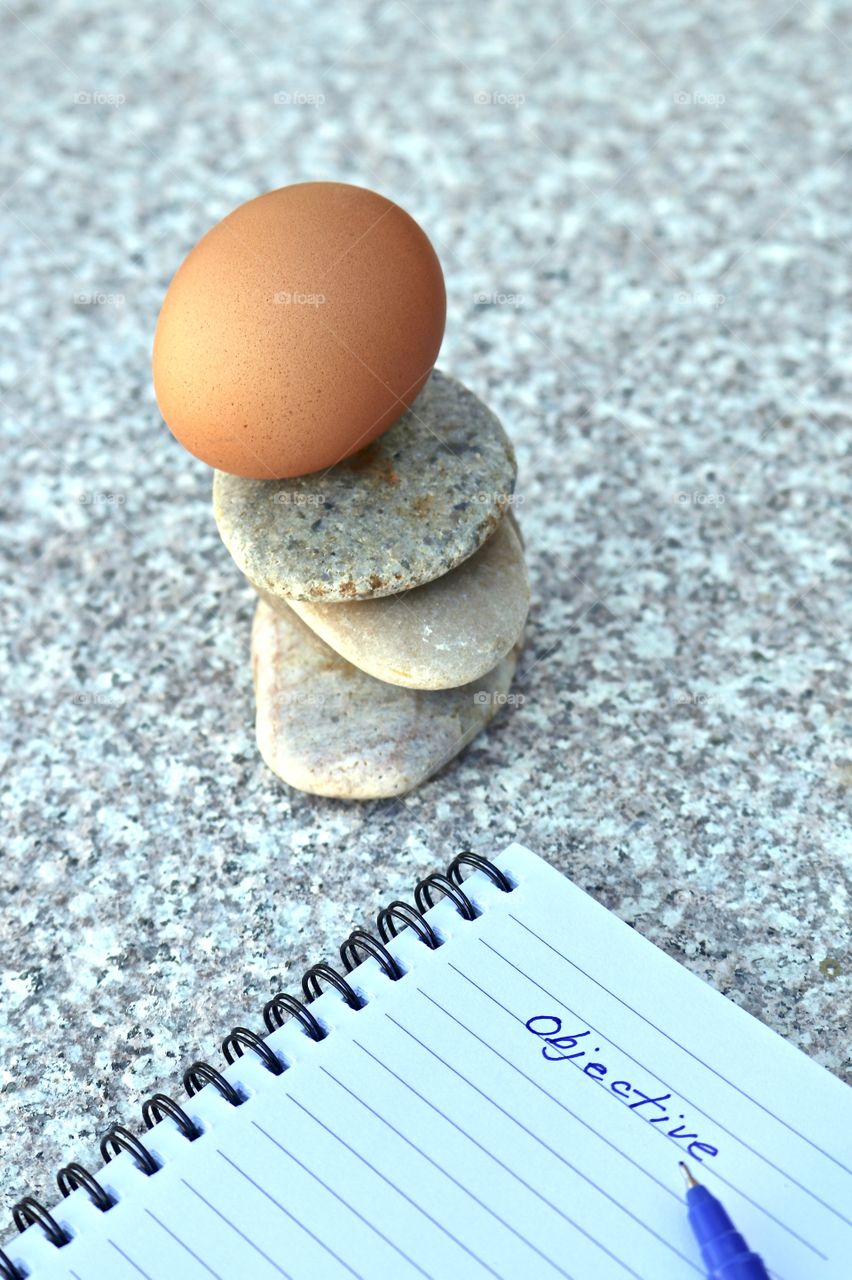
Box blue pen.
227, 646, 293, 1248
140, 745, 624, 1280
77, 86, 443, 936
680, 1162, 770, 1279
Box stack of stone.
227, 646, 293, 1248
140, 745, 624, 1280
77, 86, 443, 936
214, 371, 529, 799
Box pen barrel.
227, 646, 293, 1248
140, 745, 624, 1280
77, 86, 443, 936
709, 1249, 770, 1280
687, 1187, 770, 1280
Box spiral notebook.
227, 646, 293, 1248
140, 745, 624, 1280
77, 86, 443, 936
3, 843, 851, 1280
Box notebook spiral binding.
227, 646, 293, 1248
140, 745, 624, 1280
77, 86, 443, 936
0, 851, 513, 1280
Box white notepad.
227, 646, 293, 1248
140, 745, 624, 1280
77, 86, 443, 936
4, 844, 850, 1280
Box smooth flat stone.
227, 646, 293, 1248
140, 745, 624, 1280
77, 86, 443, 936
260, 515, 529, 689
214, 370, 517, 602
252, 600, 521, 799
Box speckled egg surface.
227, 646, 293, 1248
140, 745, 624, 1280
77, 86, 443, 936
152, 182, 446, 478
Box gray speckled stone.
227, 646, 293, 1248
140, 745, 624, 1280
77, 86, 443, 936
213, 370, 517, 602
261, 516, 530, 689
252, 599, 521, 798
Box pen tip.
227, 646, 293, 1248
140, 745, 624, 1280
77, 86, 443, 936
679, 1161, 699, 1188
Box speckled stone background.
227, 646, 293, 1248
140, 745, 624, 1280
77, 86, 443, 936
1, 0, 850, 1220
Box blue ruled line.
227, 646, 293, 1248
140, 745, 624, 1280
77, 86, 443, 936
108, 1239, 153, 1279
321, 1057, 575, 1280
441, 960, 817, 1266
180, 1177, 293, 1279
386, 1008, 654, 1280
144, 1209, 224, 1279
289, 1092, 504, 1279
218, 1149, 366, 1280
250, 1118, 434, 1280
510, 911, 852, 1179
480, 934, 852, 1230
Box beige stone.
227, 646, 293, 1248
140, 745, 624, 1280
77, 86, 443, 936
252, 600, 521, 799
258, 517, 528, 690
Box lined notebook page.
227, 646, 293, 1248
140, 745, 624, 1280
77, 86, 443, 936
9, 842, 851, 1280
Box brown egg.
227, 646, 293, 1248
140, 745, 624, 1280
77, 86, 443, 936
152, 182, 446, 478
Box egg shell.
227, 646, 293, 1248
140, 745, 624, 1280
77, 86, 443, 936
152, 182, 446, 478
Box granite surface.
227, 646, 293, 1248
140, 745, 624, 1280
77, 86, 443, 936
1, 0, 850, 1223
213, 370, 516, 601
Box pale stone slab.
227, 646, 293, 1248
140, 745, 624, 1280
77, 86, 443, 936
214, 370, 517, 602
252, 600, 521, 799
258, 516, 529, 689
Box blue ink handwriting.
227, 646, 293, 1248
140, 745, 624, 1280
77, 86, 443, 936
525, 1015, 719, 1164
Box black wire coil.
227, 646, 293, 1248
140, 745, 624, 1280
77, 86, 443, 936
5, 851, 514, 1269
